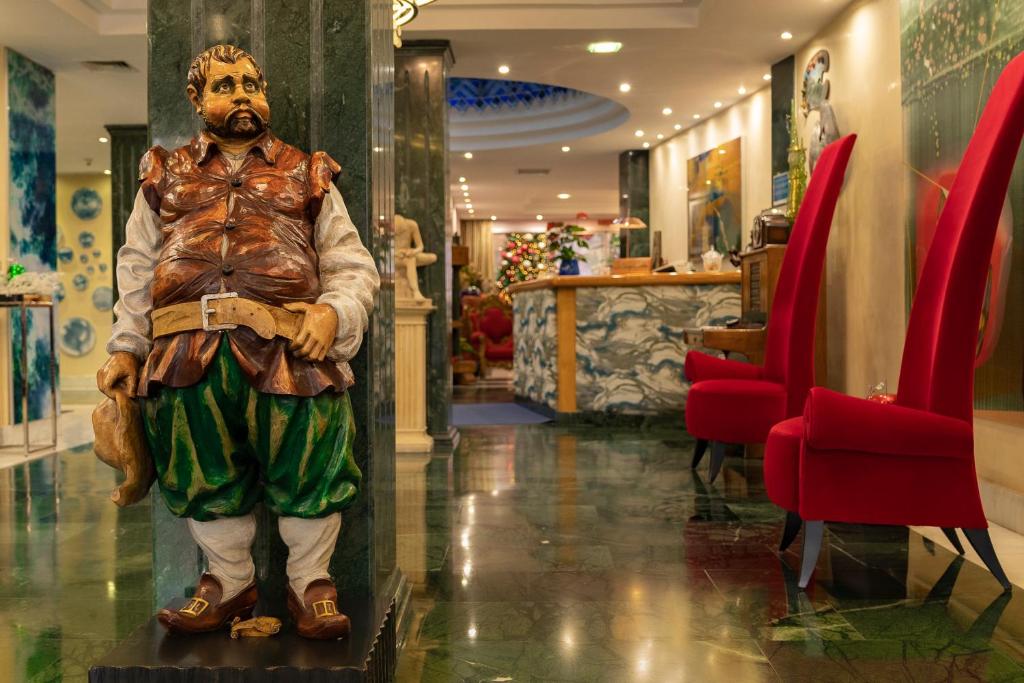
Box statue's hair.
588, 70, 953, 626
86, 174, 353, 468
187, 44, 266, 94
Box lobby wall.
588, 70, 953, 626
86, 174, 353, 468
650, 87, 772, 266
55, 174, 112, 404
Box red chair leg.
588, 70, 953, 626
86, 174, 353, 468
798, 520, 825, 589
708, 441, 727, 484
780, 511, 802, 552
691, 439, 708, 469
941, 527, 965, 555
962, 528, 1013, 592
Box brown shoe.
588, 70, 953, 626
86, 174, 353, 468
287, 578, 351, 640
158, 573, 257, 634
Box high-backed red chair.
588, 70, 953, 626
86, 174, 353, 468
765, 52, 1024, 591
685, 134, 857, 483
464, 294, 514, 377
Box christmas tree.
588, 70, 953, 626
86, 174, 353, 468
496, 232, 548, 301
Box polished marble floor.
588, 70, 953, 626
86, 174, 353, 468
3, 421, 1024, 681
394, 424, 1024, 682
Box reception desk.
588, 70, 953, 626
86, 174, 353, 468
509, 272, 742, 417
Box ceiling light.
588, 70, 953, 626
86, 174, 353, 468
498, 65, 510, 75
460, 184, 469, 191
464, 152, 474, 159
561, 146, 571, 152
718, 148, 727, 154
490, 215, 498, 221
557, 193, 571, 200
674, 124, 682, 131
536, 214, 544, 221
634, 130, 644, 137
692, 113, 700, 120
463, 192, 470, 197
643, 142, 651, 149
103, 169, 111, 175
656, 134, 664, 140
458, 176, 466, 183
763, 73, 772, 81
587, 41, 623, 54
662, 107, 673, 116
619, 83, 632, 93
468, 209, 475, 214
714, 101, 723, 108
781, 31, 793, 40
738, 85, 747, 95
98, 136, 109, 143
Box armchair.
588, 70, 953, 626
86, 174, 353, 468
463, 294, 514, 378
684, 134, 857, 482
764, 52, 1024, 591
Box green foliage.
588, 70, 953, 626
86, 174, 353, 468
547, 224, 589, 263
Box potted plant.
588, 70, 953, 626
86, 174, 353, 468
548, 224, 589, 275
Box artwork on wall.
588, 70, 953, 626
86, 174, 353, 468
7, 48, 57, 424
60, 317, 96, 357
802, 49, 840, 172
92, 286, 114, 311
71, 188, 102, 220
687, 138, 742, 259
902, 0, 1024, 411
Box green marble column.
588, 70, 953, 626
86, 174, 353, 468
619, 149, 650, 257
145, 0, 397, 629
104, 124, 148, 306
395, 40, 457, 445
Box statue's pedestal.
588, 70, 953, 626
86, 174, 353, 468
395, 300, 435, 453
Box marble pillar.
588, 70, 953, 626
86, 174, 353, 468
136, 0, 397, 664
619, 149, 651, 257
395, 41, 457, 446
395, 302, 435, 453
104, 125, 148, 306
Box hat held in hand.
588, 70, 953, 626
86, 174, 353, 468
92, 391, 155, 506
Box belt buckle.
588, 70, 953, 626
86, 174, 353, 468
200, 292, 239, 331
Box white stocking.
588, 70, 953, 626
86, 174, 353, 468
187, 513, 257, 602
279, 513, 341, 604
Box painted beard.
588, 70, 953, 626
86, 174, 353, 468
202, 105, 267, 140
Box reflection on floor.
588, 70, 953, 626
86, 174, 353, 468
395, 424, 1024, 682
3, 423, 1024, 681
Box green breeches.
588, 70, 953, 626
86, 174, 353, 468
142, 338, 361, 521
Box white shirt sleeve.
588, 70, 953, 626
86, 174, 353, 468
106, 189, 160, 361
314, 183, 381, 364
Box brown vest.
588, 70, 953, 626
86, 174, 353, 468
137, 131, 347, 397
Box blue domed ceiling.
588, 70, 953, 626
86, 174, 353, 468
448, 77, 583, 113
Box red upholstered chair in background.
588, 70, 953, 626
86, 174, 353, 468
684, 134, 857, 483
464, 294, 514, 377
764, 52, 1024, 591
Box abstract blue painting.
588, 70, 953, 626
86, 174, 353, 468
7, 49, 57, 423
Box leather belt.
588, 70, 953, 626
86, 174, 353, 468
151, 292, 303, 341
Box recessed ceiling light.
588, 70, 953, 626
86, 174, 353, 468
718, 148, 727, 155
738, 85, 747, 95
714, 101, 723, 108
781, 31, 793, 40
490, 215, 498, 221
464, 152, 474, 159
469, 209, 475, 214
763, 73, 772, 81
619, 82, 632, 93
561, 146, 571, 152
656, 134, 664, 140
98, 136, 109, 143
498, 65, 510, 75
634, 130, 644, 137
557, 193, 571, 200
536, 214, 544, 221
692, 113, 700, 120
674, 124, 682, 131
460, 184, 469, 191
642, 142, 651, 149
103, 169, 111, 175
466, 203, 473, 209
587, 41, 623, 54
463, 192, 470, 197
458, 176, 467, 183
662, 107, 673, 116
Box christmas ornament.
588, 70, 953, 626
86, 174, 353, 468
7, 262, 26, 281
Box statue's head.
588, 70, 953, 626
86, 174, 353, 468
187, 44, 270, 140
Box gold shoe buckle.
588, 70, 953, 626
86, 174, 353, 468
180, 597, 210, 617
312, 599, 338, 618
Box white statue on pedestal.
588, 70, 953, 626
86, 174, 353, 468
395, 214, 437, 302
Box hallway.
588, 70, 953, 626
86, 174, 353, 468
395, 424, 1024, 681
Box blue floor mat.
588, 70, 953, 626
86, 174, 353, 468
452, 402, 552, 426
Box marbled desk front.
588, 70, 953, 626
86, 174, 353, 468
511, 273, 742, 416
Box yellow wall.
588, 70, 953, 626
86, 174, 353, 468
650, 87, 772, 265
56, 174, 113, 403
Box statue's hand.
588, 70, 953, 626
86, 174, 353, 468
284, 302, 338, 362
97, 352, 141, 399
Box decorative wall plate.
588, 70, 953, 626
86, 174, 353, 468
71, 189, 102, 220
60, 317, 96, 357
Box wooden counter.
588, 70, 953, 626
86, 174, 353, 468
510, 271, 742, 417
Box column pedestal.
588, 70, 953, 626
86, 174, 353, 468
396, 301, 435, 453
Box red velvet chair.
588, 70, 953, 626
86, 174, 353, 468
764, 52, 1024, 591
684, 134, 857, 483
464, 294, 514, 377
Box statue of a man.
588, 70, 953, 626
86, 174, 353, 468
96, 45, 380, 640
394, 214, 436, 301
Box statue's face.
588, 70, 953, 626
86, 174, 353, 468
190, 58, 270, 139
